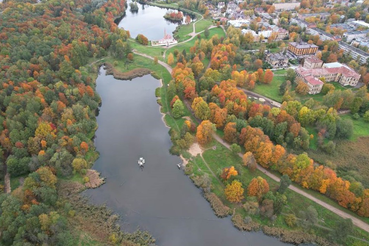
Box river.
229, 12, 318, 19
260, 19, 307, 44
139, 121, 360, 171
85, 69, 289, 246
118, 1, 193, 40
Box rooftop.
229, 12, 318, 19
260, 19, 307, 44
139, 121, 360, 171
305, 76, 324, 85
296, 63, 361, 80
305, 55, 323, 63
339, 41, 369, 57
289, 42, 318, 49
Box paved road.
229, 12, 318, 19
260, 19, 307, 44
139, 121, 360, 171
239, 87, 282, 108
212, 134, 369, 233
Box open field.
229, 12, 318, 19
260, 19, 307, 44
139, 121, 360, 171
341, 114, 369, 140
307, 136, 369, 188
165, 27, 226, 62
174, 23, 194, 42
195, 19, 213, 33
129, 39, 165, 61
190, 138, 369, 244
252, 74, 285, 102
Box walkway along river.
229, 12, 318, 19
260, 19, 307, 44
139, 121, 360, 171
84, 67, 288, 246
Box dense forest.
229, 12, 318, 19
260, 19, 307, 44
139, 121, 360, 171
0, 0, 135, 244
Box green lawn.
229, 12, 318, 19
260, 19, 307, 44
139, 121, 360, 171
166, 27, 225, 62
190, 136, 369, 243
174, 23, 194, 42
129, 39, 165, 61
104, 55, 169, 80
195, 19, 213, 33
341, 114, 369, 140
252, 74, 285, 102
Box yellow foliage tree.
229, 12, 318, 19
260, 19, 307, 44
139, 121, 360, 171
167, 53, 174, 66
72, 158, 88, 173
35, 122, 52, 138
36, 167, 57, 189
225, 180, 244, 203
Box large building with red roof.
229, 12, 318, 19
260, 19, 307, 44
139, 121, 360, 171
295, 61, 361, 94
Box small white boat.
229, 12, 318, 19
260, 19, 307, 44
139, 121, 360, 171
138, 157, 145, 167
177, 163, 181, 169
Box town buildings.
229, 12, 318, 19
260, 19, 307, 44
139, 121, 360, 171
272, 2, 300, 11
303, 56, 323, 69
265, 52, 289, 68
338, 41, 369, 64
287, 42, 318, 59
295, 60, 361, 94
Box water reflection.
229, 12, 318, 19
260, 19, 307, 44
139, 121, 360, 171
85, 68, 289, 246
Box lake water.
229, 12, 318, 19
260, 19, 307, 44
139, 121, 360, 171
85, 68, 289, 246
118, 1, 193, 40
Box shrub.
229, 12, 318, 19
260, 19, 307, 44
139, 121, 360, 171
136, 34, 149, 45
284, 214, 297, 227
72, 158, 88, 174
204, 193, 230, 217
352, 113, 360, 120
364, 110, 369, 122
230, 143, 241, 155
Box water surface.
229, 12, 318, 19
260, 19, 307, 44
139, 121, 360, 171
85, 68, 289, 246
118, 1, 193, 40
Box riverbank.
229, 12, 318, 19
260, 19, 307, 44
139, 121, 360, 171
53, 63, 158, 245
105, 62, 152, 80
101, 58, 334, 245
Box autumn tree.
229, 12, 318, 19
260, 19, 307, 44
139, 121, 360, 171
295, 81, 309, 95
196, 120, 215, 145
224, 122, 237, 144
168, 53, 174, 66
248, 176, 270, 201
243, 152, 257, 172
72, 158, 88, 174
225, 180, 244, 203
136, 34, 149, 45
220, 166, 238, 180
264, 69, 274, 84
192, 97, 210, 120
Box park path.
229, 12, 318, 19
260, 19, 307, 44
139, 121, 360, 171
133, 50, 173, 74
212, 134, 369, 233
134, 25, 369, 234
238, 86, 282, 108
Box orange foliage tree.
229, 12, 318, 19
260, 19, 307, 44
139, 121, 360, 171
247, 176, 270, 201
223, 122, 237, 144
196, 120, 215, 145
220, 166, 238, 180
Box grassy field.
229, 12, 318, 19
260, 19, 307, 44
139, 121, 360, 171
190, 137, 369, 244
174, 23, 194, 42
103, 55, 169, 80
129, 39, 165, 61
195, 19, 213, 33
341, 114, 369, 140
166, 27, 226, 61
252, 74, 285, 102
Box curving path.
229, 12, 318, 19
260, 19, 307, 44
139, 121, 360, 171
133, 30, 369, 235
212, 134, 369, 233
133, 50, 173, 74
